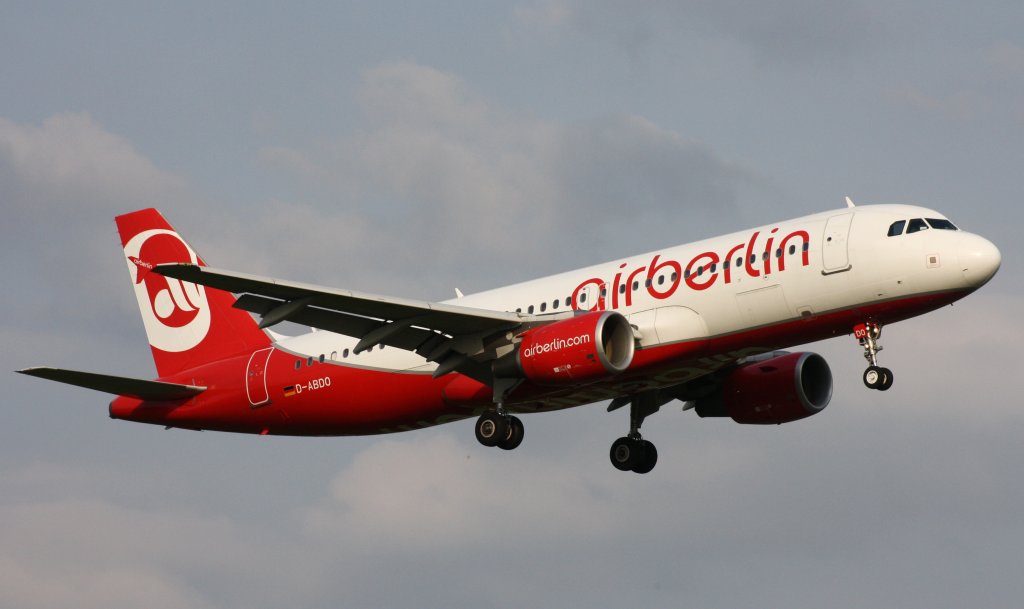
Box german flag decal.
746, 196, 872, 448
283, 385, 297, 397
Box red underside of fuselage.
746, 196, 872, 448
109, 289, 969, 436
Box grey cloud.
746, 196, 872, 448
258, 62, 754, 292
520, 0, 890, 66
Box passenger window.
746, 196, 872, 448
318, 354, 325, 364
736, 257, 743, 268
618, 284, 626, 294
294, 360, 301, 370
307, 356, 314, 367
343, 348, 350, 358
907, 218, 929, 234
528, 305, 535, 314
540, 302, 547, 312
788, 245, 796, 255
887, 220, 906, 237
565, 296, 571, 306
632, 281, 639, 291
926, 218, 958, 230
657, 275, 665, 285
552, 299, 559, 309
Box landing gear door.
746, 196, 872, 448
822, 212, 854, 273
246, 347, 274, 408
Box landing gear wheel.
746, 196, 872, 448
610, 437, 658, 473
475, 411, 509, 447
610, 437, 641, 471
631, 440, 658, 474
863, 366, 884, 390
878, 367, 894, 391
498, 416, 524, 450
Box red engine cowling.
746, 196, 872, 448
694, 352, 833, 424
494, 311, 635, 385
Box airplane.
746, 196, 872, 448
17, 200, 1000, 473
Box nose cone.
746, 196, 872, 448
959, 234, 1001, 288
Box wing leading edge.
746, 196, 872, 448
154, 263, 567, 385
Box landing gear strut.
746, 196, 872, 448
608, 393, 661, 474
854, 322, 893, 391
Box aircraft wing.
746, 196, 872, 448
155, 264, 566, 384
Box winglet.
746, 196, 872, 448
845, 196, 856, 208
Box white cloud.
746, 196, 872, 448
0, 113, 186, 217
302, 433, 624, 551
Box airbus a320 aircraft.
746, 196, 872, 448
19, 201, 1000, 473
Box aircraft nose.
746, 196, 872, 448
959, 233, 1001, 288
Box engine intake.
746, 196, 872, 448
695, 351, 833, 424
494, 311, 635, 385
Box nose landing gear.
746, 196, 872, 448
854, 322, 893, 391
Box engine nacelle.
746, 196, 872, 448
694, 352, 833, 424
494, 311, 635, 385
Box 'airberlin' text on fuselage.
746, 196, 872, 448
572, 228, 810, 311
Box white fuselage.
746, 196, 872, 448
276, 204, 999, 381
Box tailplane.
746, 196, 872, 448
116, 209, 272, 377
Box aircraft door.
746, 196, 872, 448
246, 347, 274, 407
822, 213, 854, 273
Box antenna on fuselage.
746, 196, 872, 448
845, 196, 856, 208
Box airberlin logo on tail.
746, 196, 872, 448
123, 229, 211, 353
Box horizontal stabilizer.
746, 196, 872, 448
17, 367, 206, 401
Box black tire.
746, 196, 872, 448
610, 437, 644, 471
863, 366, 884, 390
632, 440, 658, 474
498, 416, 525, 450
878, 367, 894, 391
475, 412, 508, 447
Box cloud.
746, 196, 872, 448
0, 113, 186, 218
513, 0, 890, 66
0, 113, 192, 344
258, 61, 756, 292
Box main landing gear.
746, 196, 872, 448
608, 393, 662, 474
474, 409, 525, 451
854, 322, 894, 391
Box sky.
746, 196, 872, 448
2, 2, 1022, 607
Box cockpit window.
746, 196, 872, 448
926, 218, 958, 230
906, 218, 929, 234
887, 220, 906, 237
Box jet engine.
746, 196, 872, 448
694, 351, 833, 424
494, 311, 635, 385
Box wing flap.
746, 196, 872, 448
17, 367, 206, 401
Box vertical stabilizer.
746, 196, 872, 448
116, 209, 272, 377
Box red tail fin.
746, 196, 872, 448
116, 209, 272, 377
